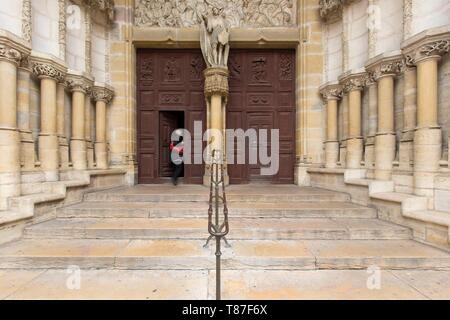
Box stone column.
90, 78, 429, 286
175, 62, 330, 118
203, 67, 229, 185
57, 81, 69, 169
67, 74, 89, 170
92, 85, 114, 169
17, 58, 35, 170
403, 32, 450, 197
0, 35, 29, 210
85, 89, 95, 168
364, 74, 377, 174
320, 83, 342, 169
399, 64, 417, 170
340, 72, 366, 169
367, 54, 403, 181
32, 59, 66, 181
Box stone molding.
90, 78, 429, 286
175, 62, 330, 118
365, 52, 404, 81
204, 67, 229, 97
339, 70, 367, 93
66, 72, 94, 93
319, 82, 343, 101
59, 0, 67, 61
22, 0, 32, 44
135, 0, 295, 28
402, 27, 450, 64
0, 31, 31, 66
92, 84, 114, 104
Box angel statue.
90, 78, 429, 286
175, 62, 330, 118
200, 4, 230, 68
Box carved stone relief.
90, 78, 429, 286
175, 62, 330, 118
135, 0, 295, 28
251, 57, 268, 83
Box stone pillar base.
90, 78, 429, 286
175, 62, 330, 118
346, 137, 363, 169
20, 130, 35, 170
414, 127, 442, 197
39, 134, 59, 181
87, 141, 95, 169
0, 128, 21, 210
325, 141, 339, 169
295, 163, 311, 186
399, 139, 414, 171
71, 139, 87, 170
59, 136, 69, 169
95, 142, 108, 169
374, 133, 396, 181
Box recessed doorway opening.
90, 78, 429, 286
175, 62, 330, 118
159, 111, 185, 180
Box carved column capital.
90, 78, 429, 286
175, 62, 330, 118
30, 54, 66, 82
402, 28, 450, 65
92, 85, 114, 104
339, 71, 366, 93
319, 0, 343, 23
319, 82, 343, 101
365, 53, 404, 81
0, 31, 31, 66
204, 67, 229, 97
66, 73, 93, 93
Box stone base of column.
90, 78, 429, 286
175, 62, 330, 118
95, 142, 108, 169
87, 141, 95, 169
295, 162, 311, 186
59, 136, 69, 169
70, 139, 87, 170
39, 134, 59, 182
325, 141, 339, 169
399, 131, 414, 170
374, 133, 396, 181
346, 137, 363, 169
339, 141, 346, 167
364, 135, 375, 170
20, 130, 35, 170
0, 128, 21, 210
414, 127, 442, 197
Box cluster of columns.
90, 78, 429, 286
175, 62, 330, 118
0, 33, 114, 210
321, 30, 450, 197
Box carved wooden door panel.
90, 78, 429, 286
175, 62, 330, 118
227, 49, 296, 184
137, 49, 206, 184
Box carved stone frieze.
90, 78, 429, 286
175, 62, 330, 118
204, 67, 229, 97
92, 85, 114, 103
135, 0, 295, 28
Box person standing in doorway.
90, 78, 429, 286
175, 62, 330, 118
170, 133, 184, 186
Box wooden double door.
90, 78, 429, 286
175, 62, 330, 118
137, 49, 296, 184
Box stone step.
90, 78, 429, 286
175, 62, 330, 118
0, 239, 448, 270
24, 217, 412, 240
57, 201, 377, 219
83, 186, 350, 203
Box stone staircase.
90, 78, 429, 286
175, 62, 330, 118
0, 184, 449, 271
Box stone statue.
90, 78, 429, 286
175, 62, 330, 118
200, 6, 230, 68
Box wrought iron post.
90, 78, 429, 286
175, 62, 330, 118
204, 149, 229, 300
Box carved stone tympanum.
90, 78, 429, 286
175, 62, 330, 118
135, 0, 295, 28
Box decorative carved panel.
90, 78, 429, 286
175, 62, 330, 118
135, 0, 296, 28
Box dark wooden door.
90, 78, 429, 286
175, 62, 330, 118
159, 112, 180, 177
137, 49, 206, 184
227, 49, 296, 184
